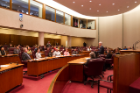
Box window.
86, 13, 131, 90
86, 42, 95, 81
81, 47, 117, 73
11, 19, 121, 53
56, 10, 64, 24
0, 0, 10, 9
65, 13, 71, 26
87, 20, 95, 29
30, 0, 42, 18
73, 17, 79, 28
12, 0, 28, 14
45, 5, 55, 21
79, 19, 87, 29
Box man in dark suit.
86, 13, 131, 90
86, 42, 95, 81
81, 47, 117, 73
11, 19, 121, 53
46, 41, 51, 47
14, 46, 21, 54
98, 41, 104, 55
22, 48, 31, 61
83, 42, 87, 47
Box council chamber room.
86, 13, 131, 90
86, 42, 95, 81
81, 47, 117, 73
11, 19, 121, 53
0, 0, 140, 93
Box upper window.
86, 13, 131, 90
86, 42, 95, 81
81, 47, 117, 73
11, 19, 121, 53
30, 0, 42, 18
73, 17, 79, 28
56, 10, 64, 24
0, 0, 10, 9
12, 0, 28, 14
45, 5, 55, 21
79, 19, 87, 29
65, 13, 71, 26
87, 20, 96, 29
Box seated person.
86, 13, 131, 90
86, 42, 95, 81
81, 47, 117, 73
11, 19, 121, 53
0, 47, 6, 55
36, 48, 42, 59
48, 49, 54, 57
106, 50, 112, 59
72, 49, 78, 54
22, 48, 31, 61
27, 46, 32, 54
87, 46, 92, 51
43, 45, 47, 50
64, 48, 70, 56
53, 48, 61, 57
123, 46, 128, 50
14, 46, 21, 54
115, 48, 120, 54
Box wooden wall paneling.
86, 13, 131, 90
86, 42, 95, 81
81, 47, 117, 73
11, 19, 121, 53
0, 34, 10, 45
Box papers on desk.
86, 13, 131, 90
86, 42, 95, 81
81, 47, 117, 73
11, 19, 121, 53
0, 65, 9, 67
55, 56, 61, 57
85, 58, 90, 60
80, 62, 85, 64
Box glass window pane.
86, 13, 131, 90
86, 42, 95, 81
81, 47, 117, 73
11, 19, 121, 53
73, 17, 79, 28
30, 0, 42, 18
56, 10, 64, 24
79, 19, 86, 29
0, 0, 10, 9
87, 20, 95, 29
12, 0, 28, 14
65, 13, 71, 26
45, 5, 55, 21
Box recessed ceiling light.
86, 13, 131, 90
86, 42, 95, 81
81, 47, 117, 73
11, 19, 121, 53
127, 6, 129, 8
112, 3, 115, 5
89, 8, 91, 10
135, 1, 137, 3
97, 10, 99, 12
106, 11, 108, 13
118, 9, 120, 11
81, 5, 83, 7
89, 0, 92, 2
99, 4, 101, 6
73, 1, 75, 3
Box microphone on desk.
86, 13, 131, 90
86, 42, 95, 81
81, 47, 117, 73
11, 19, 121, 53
16, 61, 19, 65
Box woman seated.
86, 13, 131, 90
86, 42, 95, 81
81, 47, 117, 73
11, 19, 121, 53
0, 47, 6, 55
64, 48, 70, 56
106, 50, 112, 59
48, 49, 54, 57
87, 46, 91, 51
27, 46, 32, 54
36, 48, 42, 59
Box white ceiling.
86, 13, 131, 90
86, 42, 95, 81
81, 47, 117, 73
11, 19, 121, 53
53, 0, 140, 16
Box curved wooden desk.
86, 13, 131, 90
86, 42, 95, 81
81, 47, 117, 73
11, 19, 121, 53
0, 54, 21, 65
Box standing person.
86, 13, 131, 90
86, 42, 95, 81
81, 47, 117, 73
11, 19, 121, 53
83, 42, 87, 47
14, 46, 21, 54
98, 41, 104, 55
46, 41, 51, 47
56, 42, 59, 46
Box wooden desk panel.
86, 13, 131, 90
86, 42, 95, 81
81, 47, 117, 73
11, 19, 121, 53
0, 63, 23, 93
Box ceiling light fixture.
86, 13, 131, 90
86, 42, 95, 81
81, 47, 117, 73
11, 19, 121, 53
89, 0, 92, 2
106, 11, 108, 13
99, 4, 101, 6
97, 10, 99, 12
127, 6, 129, 8
81, 5, 83, 7
89, 8, 91, 10
73, 1, 75, 3
135, 1, 137, 3
112, 3, 115, 5
118, 9, 120, 11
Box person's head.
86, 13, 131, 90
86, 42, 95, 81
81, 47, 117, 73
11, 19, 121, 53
55, 48, 58, 51
37, 48, 40, 53
27, 46, 30, 50
1, 47, 4, 51
9, 43, 12, 47
124, 46, 127, 49
116, 48, 120, 53
51, 49, 54, 52
74, 49, 76, 51
16, 46, 19, 49
23, 48, 28, 52
99, 41, 102, 47
90, 52, 96, 59
107, 50, 111, 54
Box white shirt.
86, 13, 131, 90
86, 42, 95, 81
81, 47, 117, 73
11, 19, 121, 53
53, 51, 61, 56
36, 52, 42, 59
87, 48, 91, 51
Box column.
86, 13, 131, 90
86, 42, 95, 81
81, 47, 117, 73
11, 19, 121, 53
39, 6, 42, 18
67, 36, 71, 47
38, 32, 44, 46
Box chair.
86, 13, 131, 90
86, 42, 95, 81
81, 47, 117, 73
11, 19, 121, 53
44, 50, 50, 57
83, 58, 105, 88
8, 47, 16, 54
32, 51, 36, 58
98, 75, 113, 93
19, 52, 28, 68
105, 54, 115, 69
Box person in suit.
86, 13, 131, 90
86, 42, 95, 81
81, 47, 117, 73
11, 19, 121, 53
14, 46, 21, 54
48, 49, 54, 57
0, 46, 6, 55
83, 42, 87, 47
72, 49, 78, 54
98, 41, 104, 55
46, 41, 51, 47
36, 48, 42, 59
53, 48, 61, 57
22, 48, 31, 61
84, 52, 96, 81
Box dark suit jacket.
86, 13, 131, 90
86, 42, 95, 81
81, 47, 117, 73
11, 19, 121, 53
98, 46, 104, 54
48, 52, 53, 57
106, 53, 112, 59
22, 52, 31, 61
14, 49, 21, 54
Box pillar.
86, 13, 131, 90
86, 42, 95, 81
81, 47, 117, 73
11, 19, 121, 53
67, 36, 71, 47
38, 32, 44, 46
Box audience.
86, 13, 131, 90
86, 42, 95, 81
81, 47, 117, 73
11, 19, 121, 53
14, 46, 21, 54
53, 48, 61, 57
72, 49, 78, 54
64, 48, 70, 56
0, 46, 6, 55
36, 48, 42, 59
22, 48, 31, 61
48, 49, 54, 57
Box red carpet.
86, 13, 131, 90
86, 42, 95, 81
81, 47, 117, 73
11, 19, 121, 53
9, 69, 113, 93
62, 70, 113, 93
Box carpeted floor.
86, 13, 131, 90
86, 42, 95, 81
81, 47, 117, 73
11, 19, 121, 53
9, 69, 113, 93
